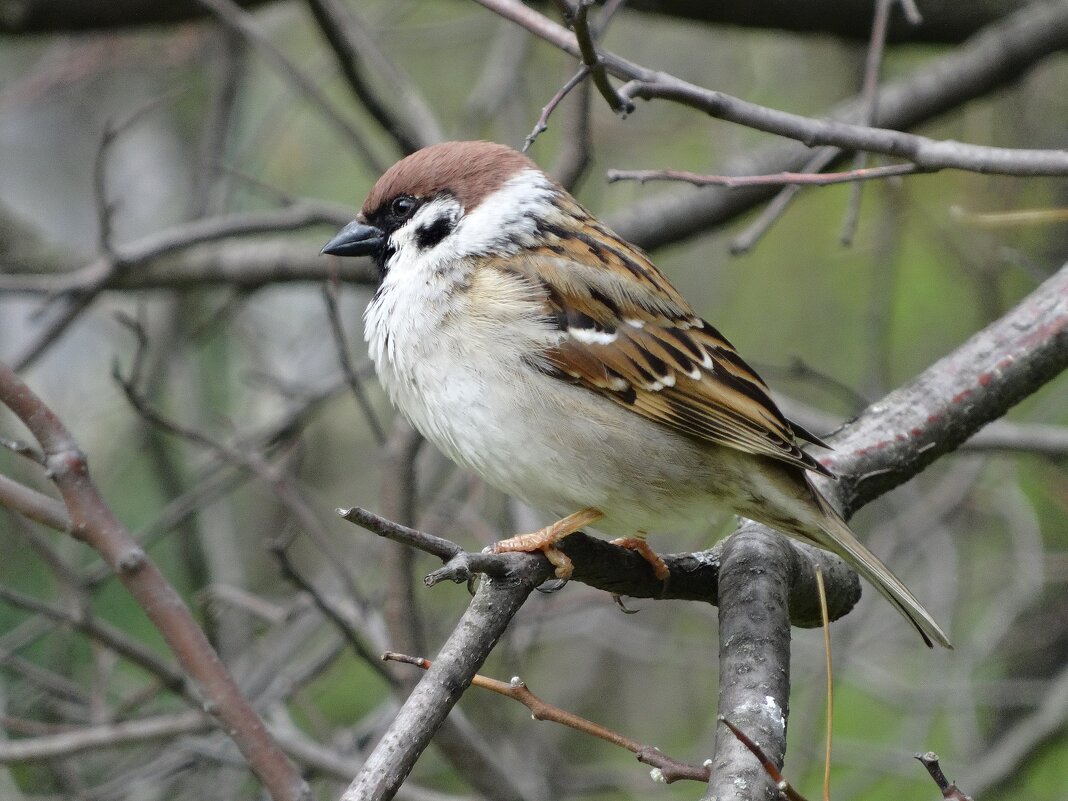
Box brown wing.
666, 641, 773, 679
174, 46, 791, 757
499, 223, 832, 477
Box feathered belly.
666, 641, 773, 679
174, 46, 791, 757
378, 339, 738, 535
366, 278, 743, 538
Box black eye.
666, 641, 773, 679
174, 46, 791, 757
390, 196, 418, 219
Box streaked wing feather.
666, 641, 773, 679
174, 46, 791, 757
504, 235, 832, 476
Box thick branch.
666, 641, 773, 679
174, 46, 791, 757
342, 506, 862, 628
339, 569, 542, 801
825, 265, 1068, 512
707, 263, 1067, 799
706, 526, 793, 801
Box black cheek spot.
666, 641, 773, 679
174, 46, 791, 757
414, 216, 455, 250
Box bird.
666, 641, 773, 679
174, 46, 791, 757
321, 140, 951, 649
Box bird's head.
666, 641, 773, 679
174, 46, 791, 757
322, 141, 558, 279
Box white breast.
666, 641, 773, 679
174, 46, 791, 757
371, 268, 562, 510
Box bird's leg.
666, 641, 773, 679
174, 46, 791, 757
609, 533, 670, 581
489, 508, 604, 579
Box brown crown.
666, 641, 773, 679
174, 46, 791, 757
362, 141, 540, 216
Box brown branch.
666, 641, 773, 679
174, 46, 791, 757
0, 362, 310, 801
384, 651, 711, 784
718, 717, 810, 801
0, 474, 69, 530
606, 162, 920, 188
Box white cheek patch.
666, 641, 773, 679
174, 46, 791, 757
452, 169, 558, 257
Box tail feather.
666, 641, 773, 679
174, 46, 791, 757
808, 492, 952, 649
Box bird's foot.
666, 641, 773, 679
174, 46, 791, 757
489, 507, 603, 579
609, 536, 670, 582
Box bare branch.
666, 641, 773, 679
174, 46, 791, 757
339, 570, 541, 801
606, 162, 920, 188
559, 0, 633, 117
192, 0, 385, 172
304, 0, 441, 154
916, 752, 974, 801
385, 652, 711, 785
0, 711, 211, 764
522, 66, 590, 152
477, 0, 1068, 177
0, 362, 311, 801
339, 506, 861, 628
322, 282, 387, 445
603, 1, 1068, 250
0, 585, 192, 700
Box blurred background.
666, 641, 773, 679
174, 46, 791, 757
0, 1, 1066, 799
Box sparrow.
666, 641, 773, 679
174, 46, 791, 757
322, 140, 951, 648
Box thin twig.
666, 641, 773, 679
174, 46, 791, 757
322, 281, 386, 444
841, 0, 917, 245
607, 162, 921, 188
476, 0, 1068, 176
523, 65, 590, 152
916, 752, 975, 801
93, 90, 186, 260
269, 533, 395, 685
559, 0, 633, 117
113, 331, 374, 618
718, 717, 810, 801
0, 436, 45, 465
0, 585, 192, 700
385, 651, 710, 784
192, 0, 384, 172
814, 567, 833, 801
729, 147, 839, 254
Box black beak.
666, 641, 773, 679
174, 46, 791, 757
321, 219, 385, 257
